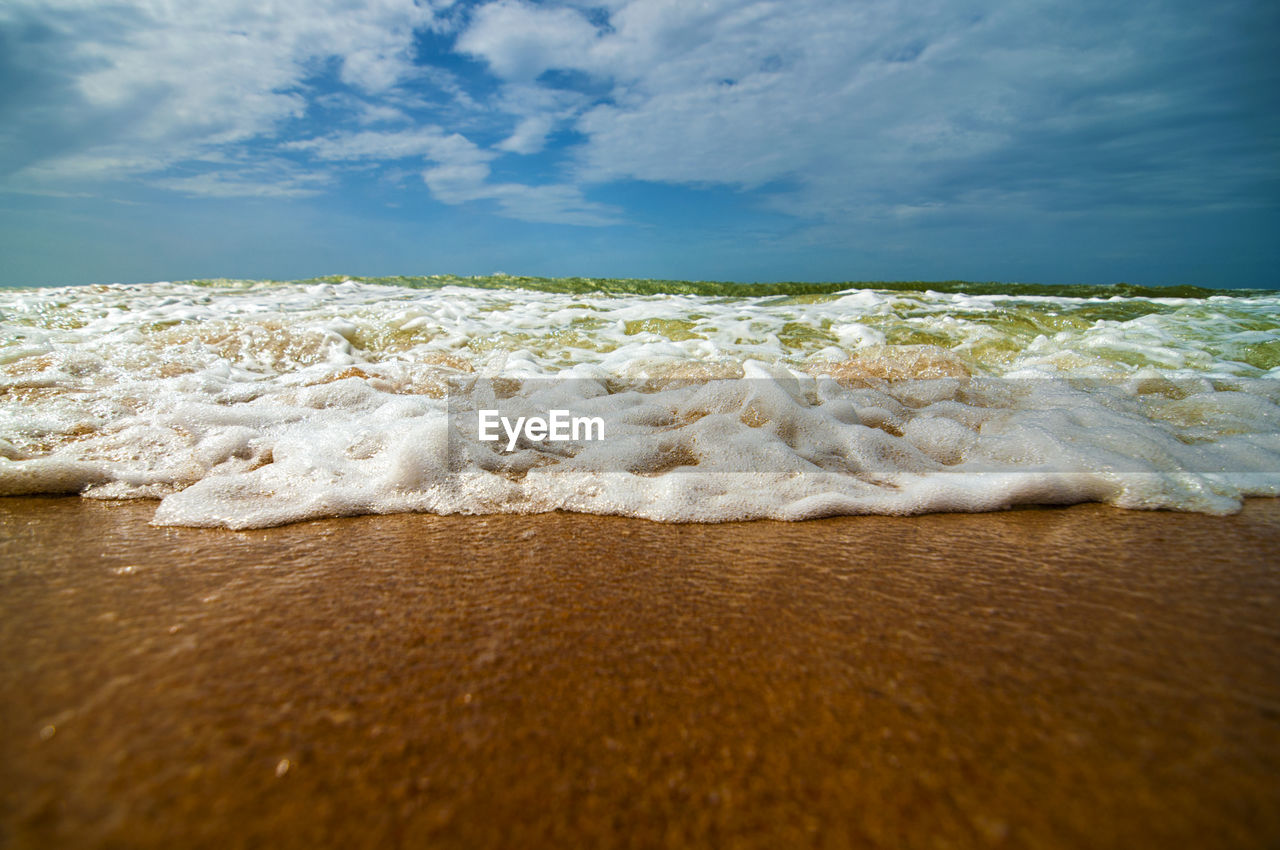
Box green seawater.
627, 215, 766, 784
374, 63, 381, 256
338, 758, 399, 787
182, 273, 1267, 302
7, 274, 1278, 373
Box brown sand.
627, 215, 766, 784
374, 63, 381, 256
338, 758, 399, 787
1, 497, 1279, 849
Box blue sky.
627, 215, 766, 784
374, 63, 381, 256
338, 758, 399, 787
1, 0, 1277, 288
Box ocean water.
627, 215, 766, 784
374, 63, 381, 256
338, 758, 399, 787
1, 275, 1278, 528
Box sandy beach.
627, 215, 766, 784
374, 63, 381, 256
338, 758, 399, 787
1, 498, 1278, 848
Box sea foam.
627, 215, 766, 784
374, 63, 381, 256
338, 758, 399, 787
1, 278, 1277, 528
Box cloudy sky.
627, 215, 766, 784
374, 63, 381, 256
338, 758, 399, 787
1, 0, 1277, 287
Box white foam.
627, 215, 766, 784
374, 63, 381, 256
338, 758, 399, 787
1, 280, 1278, 527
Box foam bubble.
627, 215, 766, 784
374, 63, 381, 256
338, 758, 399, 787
1, 279, 1277, 527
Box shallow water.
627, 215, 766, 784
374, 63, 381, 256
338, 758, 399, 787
2, 277, 1278, 527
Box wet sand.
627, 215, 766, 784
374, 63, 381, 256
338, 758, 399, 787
1, 497, 1279, 849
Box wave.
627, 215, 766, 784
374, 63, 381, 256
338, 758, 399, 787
2, 277, 1277, 527
179, 274, 1269, 301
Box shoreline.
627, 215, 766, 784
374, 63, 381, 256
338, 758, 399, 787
2, 497, 1279, 848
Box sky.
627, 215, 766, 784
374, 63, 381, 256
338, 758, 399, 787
1, 0, 1277, 288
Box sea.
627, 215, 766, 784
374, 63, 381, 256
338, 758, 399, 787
1, 275, 1277, 528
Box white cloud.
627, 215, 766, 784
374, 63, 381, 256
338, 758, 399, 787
1, 0, 448, 185
423, 163, 621, 226
455, 0, 602, 81
285, 127, 481, 162
453, 0, 995, 215
292, 127, 621, 225
548, 0, 1004, 201
357, 103, 412, 126
487, 83, 589, 155
455, 0, 1273, 220
4, 0, 1271, 232
495, 115, 556, 155
1, 0, 624, 225
152, 170, 332, 199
